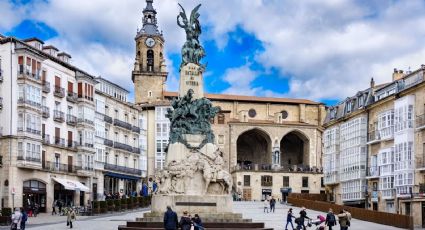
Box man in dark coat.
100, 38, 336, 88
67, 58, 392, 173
163, 206, 178, 230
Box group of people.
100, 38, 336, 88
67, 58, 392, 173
10, 208, 28, 230
285, 207, 352, 230
263, 197, 277, 213
163, 206, 204, 230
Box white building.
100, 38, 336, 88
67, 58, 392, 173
0, 37, 97, 212
94, 77, 143, 199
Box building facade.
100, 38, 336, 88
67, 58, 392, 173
133, 0, 326, 201
323, 67, 425, 227
94, 77, 144, 200
0, 36, 146, 212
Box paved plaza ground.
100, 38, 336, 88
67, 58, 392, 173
0, 202, 411, 230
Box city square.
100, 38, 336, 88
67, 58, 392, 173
1, 0, 425, 229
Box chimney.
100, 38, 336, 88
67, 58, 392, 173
57, 52, 72, 63
370, 77, 375, 89
392, 68, 404, 81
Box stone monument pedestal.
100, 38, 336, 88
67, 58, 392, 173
150, 194, 233, 215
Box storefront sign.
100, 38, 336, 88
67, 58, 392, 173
371, 191, 378, 203
262, 189, 272, 193
280, 187, 292, 194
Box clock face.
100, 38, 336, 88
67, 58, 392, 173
145, 37, 155, 47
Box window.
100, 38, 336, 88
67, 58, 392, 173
218, 135, 224, 145
55, 154, 60, 169
261, 175, 272, 186
105, 153, 109, 164
321, 178, 324, 187
283, 176, 290, 187
243, 175, 250, 186
115, 155, 118, 165
218, 113, 225, 124
302, 177, 309, 188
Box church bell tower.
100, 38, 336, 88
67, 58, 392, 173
133, 0, 168, 104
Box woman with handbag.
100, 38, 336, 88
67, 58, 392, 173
10, 208, 22, 230
66, 208, 77, 229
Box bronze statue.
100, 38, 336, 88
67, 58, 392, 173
177, 3, 205, 69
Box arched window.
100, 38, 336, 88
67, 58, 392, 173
147, 50, 154, 72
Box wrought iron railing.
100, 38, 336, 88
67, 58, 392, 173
104, 163, 142, 175
54, 85, 65, 98
113, 119, 132, 130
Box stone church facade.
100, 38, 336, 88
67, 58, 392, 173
134, 0, 326, 201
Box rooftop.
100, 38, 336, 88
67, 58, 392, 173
163, 91, 321, 105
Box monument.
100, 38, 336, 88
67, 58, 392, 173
151, 3, 234, 214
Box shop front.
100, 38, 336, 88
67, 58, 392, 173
262, 188, 272, 201
52, 178, 90, 207
104, 172, 140, 197
23, 180, 47, 213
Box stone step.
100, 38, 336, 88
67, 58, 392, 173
136, 217, 252, 223
118, 222, 273, 230
143, 212, 243, 219
119, 227, 273, 230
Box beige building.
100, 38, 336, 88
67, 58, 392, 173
133, 0, 326, 201
0, 36, 97, 212
323, 67, 425, 227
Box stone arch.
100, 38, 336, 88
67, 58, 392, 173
280, 129, 310, 167
237, 128, 272, 166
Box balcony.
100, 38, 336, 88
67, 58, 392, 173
66, 114, 77, 126
17, 67, 42, 84
17, 154, 42, 169
416, 114, 425, 131
54, 137, 66, 147
113, 119, 132, 130
76, 142, 94, 149
132, 126, 141, 134
53, 110, 65, 123
104, 115, 113, 124
75, 165, 94, 177
66, 91, 78, 103
367, 130, 380, 144
132, 147, 140, 154
114, 141, 133, 152
104, 138, 113, 147
104, 163, 142, 175
17, 98, 41, 110
231, 163, 322, 174
25, 127, 41, 135
381, 189, 395, 200
366, 166, 380, 178
53, 86, 65, 98
42, 106, 50, 118
42, 134, 50, 144
67, 140, 77, 149
77, 118, 94, 126
42, 81, 50, 93
43, 161, 77, 173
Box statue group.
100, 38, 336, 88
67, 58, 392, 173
154, 3, 232, 199
177, 4, 205, 69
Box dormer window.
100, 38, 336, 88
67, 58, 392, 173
330, 108, 337, 120
346, 100, 354, 113
358, 96, 364, 108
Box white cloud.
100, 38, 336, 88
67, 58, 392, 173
0, 1, 26, 31
6, 0, 425, 102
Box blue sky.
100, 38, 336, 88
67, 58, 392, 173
2, 0, 425, 106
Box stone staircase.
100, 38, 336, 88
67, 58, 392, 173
118, 221, 273, 230
118, 212, 273, 230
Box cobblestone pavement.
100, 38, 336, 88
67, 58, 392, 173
0, 202, 412, 230
235, 201, 406, 230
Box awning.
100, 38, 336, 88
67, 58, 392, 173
104, 172, 140, 181
53, 178, 90, 192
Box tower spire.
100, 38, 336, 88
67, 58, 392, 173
137, 0, 161, 37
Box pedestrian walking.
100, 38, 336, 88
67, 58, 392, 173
163, 206, 178, 230
270, 197, 276, 213
179, 211, 192, 230
66, 208, 77, 229
52, 200, 57, 215
192, 214, 204, 230
20, 208, 28, 230
58, 200, 63, 215
325, 208, 336, 230
11, 208, 22, 230
299, 207, 311, 230
263, 199, 269, 213
343, 209, 352, 227
337, 210, 349, 230
285, 208, 295, 230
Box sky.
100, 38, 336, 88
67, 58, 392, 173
2, 0, 425, 106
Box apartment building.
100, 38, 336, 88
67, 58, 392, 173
0, 36, 97, 212
94, 77, 143, 199
323, 67, 425, 227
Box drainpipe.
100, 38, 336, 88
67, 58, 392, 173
365, 109, 370, 210
9, 41, 14, 209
